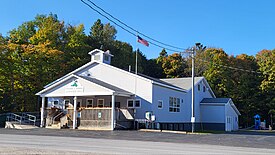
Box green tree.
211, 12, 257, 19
110, 41, 134, 70
203, 48, 231, 97
146, 59, 165, 78
63, 24, 92, 72
228, 54, 261, 127
29, 14, 65, 49
9, 21, 36, 44
161, 53, 186, 78
256, 49, 275, 126
89, 19, 117, 50
256, 49, 275, 92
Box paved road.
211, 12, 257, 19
0, 128, 275, 154
1, 128, 275, 149
0, 134, 275, 155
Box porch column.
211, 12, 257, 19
111, 94, 115, 130
73, 96, 77, 129
40, 96, 45, 127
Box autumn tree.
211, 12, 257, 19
228, 54, 261, 127
156, 49, 187, 78
256, 49, 275, 126
200, 48, 231, 97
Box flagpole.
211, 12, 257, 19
134, 33, 138, 129
135, 32, 138, 75
135, 47, 138, 75
134, 34, 149, 130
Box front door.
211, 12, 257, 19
226, 116, 233, 131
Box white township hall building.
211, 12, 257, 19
36, 49, 240, 131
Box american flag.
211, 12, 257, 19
137, 35, 149, 47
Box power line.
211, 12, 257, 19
196, 58, 261, 74
85, 0, 186, 51
80, 0, 136, 37
81, 0, 186, 52
80, 1, 260, 74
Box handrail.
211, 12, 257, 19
6, 112, 37, 126
115, 123, 128, 129
6, 113, 22, 124
53, 111, 64, 123
67, 114, 73, 121
25, 113, 37, 126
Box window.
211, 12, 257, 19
158, 100, 163, 109
198, 84, 201, 91
127, 100, 134, 108
115, 102, 120, 108
104, 54, 109, 61
169, 97, 180, 112
64, 99, 70, 108
203, 86, 206, 92
135, 100, 141, 108
53, 101, 59, 105
127, 99, 141, 108
86, 99, 93, 108
77, 99, 82, 108
97, 99, 104, 107
94, 55, 100, 61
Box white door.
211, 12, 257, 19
226, 116, 232, 131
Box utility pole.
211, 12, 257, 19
191, 43, 201, 133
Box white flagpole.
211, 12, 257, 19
135, 33, 138, 75
134, 33, 138, 129
135, 48, 138, 74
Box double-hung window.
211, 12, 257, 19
127, 99, 141, 108
97, 99, 104, 107
169, 97, 180, 112
86, 99, 93, 108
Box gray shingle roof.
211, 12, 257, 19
133, 72, 185, 90
79, 75, 133, 95
200, 98, 230, 103
160, 77, 204, 90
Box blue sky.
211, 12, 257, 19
1, 0, 274, 59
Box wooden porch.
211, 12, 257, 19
44, 106, 135, 130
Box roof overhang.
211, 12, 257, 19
88, 49, 114, 57
200, 103, 225, 106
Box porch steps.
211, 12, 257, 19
45, 123, 61, 129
